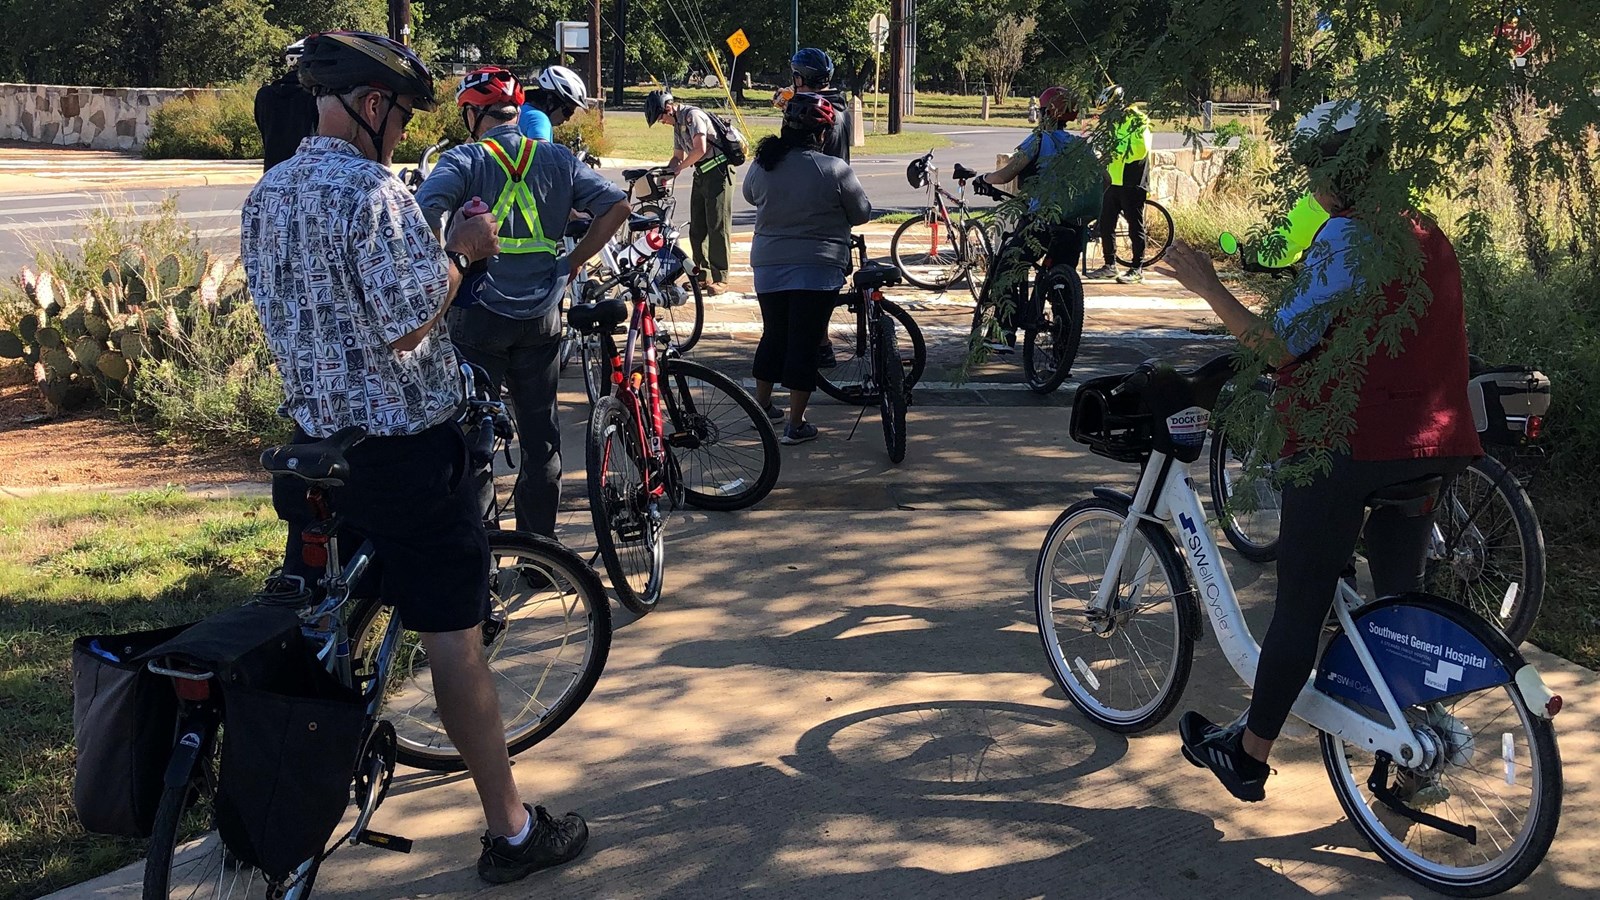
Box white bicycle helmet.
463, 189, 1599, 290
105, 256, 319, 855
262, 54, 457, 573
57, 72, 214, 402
1293, 99, 1387, 163
1097, 84, 1124, 106
536, 65, 589, 109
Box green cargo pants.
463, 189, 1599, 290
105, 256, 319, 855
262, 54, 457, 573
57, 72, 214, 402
689, 162, 733, 284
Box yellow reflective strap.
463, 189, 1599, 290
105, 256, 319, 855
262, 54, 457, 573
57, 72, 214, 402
480, 136, 558, 255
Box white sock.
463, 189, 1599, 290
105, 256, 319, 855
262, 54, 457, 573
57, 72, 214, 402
502, 807, 534, 846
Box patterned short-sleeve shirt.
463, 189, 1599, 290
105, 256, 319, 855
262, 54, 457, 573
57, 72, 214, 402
242, 136, 463, 437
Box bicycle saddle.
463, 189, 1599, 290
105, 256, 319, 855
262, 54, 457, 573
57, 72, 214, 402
628, 212, 664, 232
564, 218, 593, 240
622, 168, 651, 182
952, 163, 978, 181
260, 425, 368, 487
853, 260, 902, 291
568, 298, 629, 334
1365, 475, 1445, 516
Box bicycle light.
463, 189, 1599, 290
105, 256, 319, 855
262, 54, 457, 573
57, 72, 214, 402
1525, 415, 1543, 440
1546, 695, 1562, 717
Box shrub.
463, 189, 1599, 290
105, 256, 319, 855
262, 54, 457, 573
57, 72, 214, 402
394, 78, 470, 164
143, 90, 262, 160
554, 107, 612, 159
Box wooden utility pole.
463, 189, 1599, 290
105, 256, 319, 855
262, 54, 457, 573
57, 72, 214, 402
387, 0, 413, 45
611, 0, 628, 107
588, 0, 604, 102
1279, 0, 1294, 95
887, 0, 906, 134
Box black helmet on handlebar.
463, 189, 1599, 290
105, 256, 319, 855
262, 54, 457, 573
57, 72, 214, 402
906, 153, 931, 189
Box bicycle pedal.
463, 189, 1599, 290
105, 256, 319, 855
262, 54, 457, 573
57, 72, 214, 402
356, 830, 413, 854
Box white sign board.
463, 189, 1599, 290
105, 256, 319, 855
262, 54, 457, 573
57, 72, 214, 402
869, 12, 890, 52
556, 21, 590, 54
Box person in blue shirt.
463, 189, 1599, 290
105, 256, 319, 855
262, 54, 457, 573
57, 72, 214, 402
518, 64, 588, 141
418, 66, 629, 538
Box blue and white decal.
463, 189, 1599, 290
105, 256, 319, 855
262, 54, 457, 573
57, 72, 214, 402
1178, 512, 1233, 635
1165, 406, 1209, 450
1317, 603, 1510, 709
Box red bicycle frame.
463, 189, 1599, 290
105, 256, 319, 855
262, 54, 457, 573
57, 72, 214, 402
601, 279, 670, 500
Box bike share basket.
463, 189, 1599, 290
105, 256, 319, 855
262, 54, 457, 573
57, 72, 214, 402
1468, 365, 1550, 447
1070, 375, 1155, 463
1069, 358, 1234, 465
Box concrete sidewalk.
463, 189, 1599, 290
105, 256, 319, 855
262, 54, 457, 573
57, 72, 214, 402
46, 385, 1600, 898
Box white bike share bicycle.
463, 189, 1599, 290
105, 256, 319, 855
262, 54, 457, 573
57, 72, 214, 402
1035, 355, 1563, 897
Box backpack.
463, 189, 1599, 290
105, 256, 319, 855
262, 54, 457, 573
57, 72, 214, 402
706, 112, 748, 167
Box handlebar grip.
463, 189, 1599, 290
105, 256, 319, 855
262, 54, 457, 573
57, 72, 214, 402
469, 414, 496, 468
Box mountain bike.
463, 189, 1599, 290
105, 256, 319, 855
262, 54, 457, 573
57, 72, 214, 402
572, 268, 780, 614
1208, 365, 1551, 645
890, 151, 997, 293
141, 367, 611, 899
823, 235, 912, 462
1036, 355, 1563, 897
967, 181, 1086, 394
1079, 196, 1175, 272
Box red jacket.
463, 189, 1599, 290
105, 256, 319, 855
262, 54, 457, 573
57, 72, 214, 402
1278, 214, 1483, 461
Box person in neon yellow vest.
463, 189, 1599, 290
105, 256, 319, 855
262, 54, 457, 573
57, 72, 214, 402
417, 66, 630, 538
1247, 192, 1331, 270
1087, 85, 1154, 284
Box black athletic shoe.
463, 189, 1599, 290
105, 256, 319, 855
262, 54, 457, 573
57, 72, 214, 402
477, 804, 589, 884
1179, 711, 1270, 802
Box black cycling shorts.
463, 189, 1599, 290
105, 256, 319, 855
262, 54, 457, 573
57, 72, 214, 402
271, 420, 491, 634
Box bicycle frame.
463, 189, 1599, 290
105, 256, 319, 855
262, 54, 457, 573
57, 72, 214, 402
599, 281, 671, 502
1090, 449, 1430, 762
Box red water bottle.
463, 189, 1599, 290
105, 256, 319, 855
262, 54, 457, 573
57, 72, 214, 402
459, 196, 491, 274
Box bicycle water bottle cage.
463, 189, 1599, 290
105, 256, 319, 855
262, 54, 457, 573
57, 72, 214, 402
853, 261, 902, 291
1364, 476, 1445, 518
568, 299, 629, 334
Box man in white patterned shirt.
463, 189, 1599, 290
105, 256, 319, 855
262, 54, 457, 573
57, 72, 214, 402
240, 31, 588, 883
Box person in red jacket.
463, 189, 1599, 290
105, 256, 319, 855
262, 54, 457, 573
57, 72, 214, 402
1159, 100, 1482, 802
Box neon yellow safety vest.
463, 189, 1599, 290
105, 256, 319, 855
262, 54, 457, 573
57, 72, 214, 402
1107, 105, 1151, 187
481, 136, 559, 255
1257, 192, 1331, 269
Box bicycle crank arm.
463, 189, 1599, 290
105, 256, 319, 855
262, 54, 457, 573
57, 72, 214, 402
356, 830, 414, 854
1367, 755, 1477, 844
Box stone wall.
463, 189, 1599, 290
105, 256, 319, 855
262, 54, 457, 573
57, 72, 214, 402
0, 84, 228, 150
995, 145, 1233, 205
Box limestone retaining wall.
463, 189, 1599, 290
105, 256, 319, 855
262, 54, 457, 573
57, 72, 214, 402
0, 84, 228, 150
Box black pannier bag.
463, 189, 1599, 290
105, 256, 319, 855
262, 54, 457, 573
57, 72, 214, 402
138, 603, 368, 879
1468, 365, 1550, 446
70, 623, 192, 837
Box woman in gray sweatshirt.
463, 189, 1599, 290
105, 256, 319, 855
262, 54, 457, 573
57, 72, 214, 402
742, 93, 872, 445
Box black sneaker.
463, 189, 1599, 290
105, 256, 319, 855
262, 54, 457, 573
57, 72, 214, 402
477, 804, 589, 884
1178, 711, 1270, 802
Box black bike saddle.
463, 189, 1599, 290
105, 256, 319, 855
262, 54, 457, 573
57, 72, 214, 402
628, 212, 664, 232
260, 425, 368, 487
622, 168, 651, 182
853, 261, 902, 291
568, 298, 630, 334
564, 218, 593, 240
1365, 475, 1446, 517
952, 163, 978, 181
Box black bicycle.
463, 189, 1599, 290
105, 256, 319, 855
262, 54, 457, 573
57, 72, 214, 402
967, 181, 1086, 394
830, 235, 912, 462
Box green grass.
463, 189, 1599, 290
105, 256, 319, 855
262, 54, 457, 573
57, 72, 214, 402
0, 489, 281, 900
597, 104, 948, 163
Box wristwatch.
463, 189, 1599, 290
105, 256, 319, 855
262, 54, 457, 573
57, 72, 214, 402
447, 250, 473, 272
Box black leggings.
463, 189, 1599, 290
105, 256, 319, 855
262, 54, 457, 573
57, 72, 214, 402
1100, 160, 1148, 265
1246, 452, 1474, 741
753, 289, 837, 393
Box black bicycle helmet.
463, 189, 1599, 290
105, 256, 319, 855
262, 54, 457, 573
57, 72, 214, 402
791, 48, 835, 86
644, 89, 673, 126
297, 31, 437, 110
906, 154, 930, 189
783, 92, 836, 133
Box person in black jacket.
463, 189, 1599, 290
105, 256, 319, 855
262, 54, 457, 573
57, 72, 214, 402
253, 39, 319, 172
787, 48, 852, 163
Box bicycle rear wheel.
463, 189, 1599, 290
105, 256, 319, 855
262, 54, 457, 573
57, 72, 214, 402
1425, 455, 1544, 644
661, 357, 781, 510
351, 531, 612, 771
1113, 199, 1175, 268
1035, 498, 1196, 732
962, 220, 994, 304
1021, 264, 1084, 394
580, 333, 610, 406
587, 396, 666, 614
657, 275, 705, 354
891, 214, 968, 290
1208, 424, 1283, 562
876, 317, 908, 463
1320, 603, 1561, 896
817, 297, 926, 405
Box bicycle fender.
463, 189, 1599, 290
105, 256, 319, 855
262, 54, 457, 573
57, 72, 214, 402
1316, 592, 1519, 713
1514, 665, 1559, 720
163, 724, 208, 788
1092, 487, 1133, 509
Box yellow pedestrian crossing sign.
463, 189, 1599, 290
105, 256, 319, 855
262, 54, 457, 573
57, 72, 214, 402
727, 29, 750, 57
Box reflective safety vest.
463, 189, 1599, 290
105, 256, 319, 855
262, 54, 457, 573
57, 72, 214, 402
481, 136, 559, 256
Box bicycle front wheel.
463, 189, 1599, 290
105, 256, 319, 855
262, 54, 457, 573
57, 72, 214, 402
891, 214, 967, 290
351, 531, 612, 771
1021, 264, 1084, 394
658, 275, 705, 354
1114, 199, 1175, 268
816, 297, 926, 405
876, 317, 908, 463
662, 357, 781, 510
962, 220, 994, 304
1320, 606, 1561, 896
1426, 455, 1545, 644
1035, 498, 1196, 732
588, 396, 666, 614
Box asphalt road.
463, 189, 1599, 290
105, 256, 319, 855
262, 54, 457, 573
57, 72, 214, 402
0, 124, 1202, 274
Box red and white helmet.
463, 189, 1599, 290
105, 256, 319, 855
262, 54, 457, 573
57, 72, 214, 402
1038, 86, 1078, 124
535, 65, 588, 109
456, 66, 524, 108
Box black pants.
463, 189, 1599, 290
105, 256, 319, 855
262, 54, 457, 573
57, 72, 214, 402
448, 305, 562, 538
1100, 160, 1148, 266
753, 289, 838, 393
1246, 452, 1474, 740
992, 219, 1083, 331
